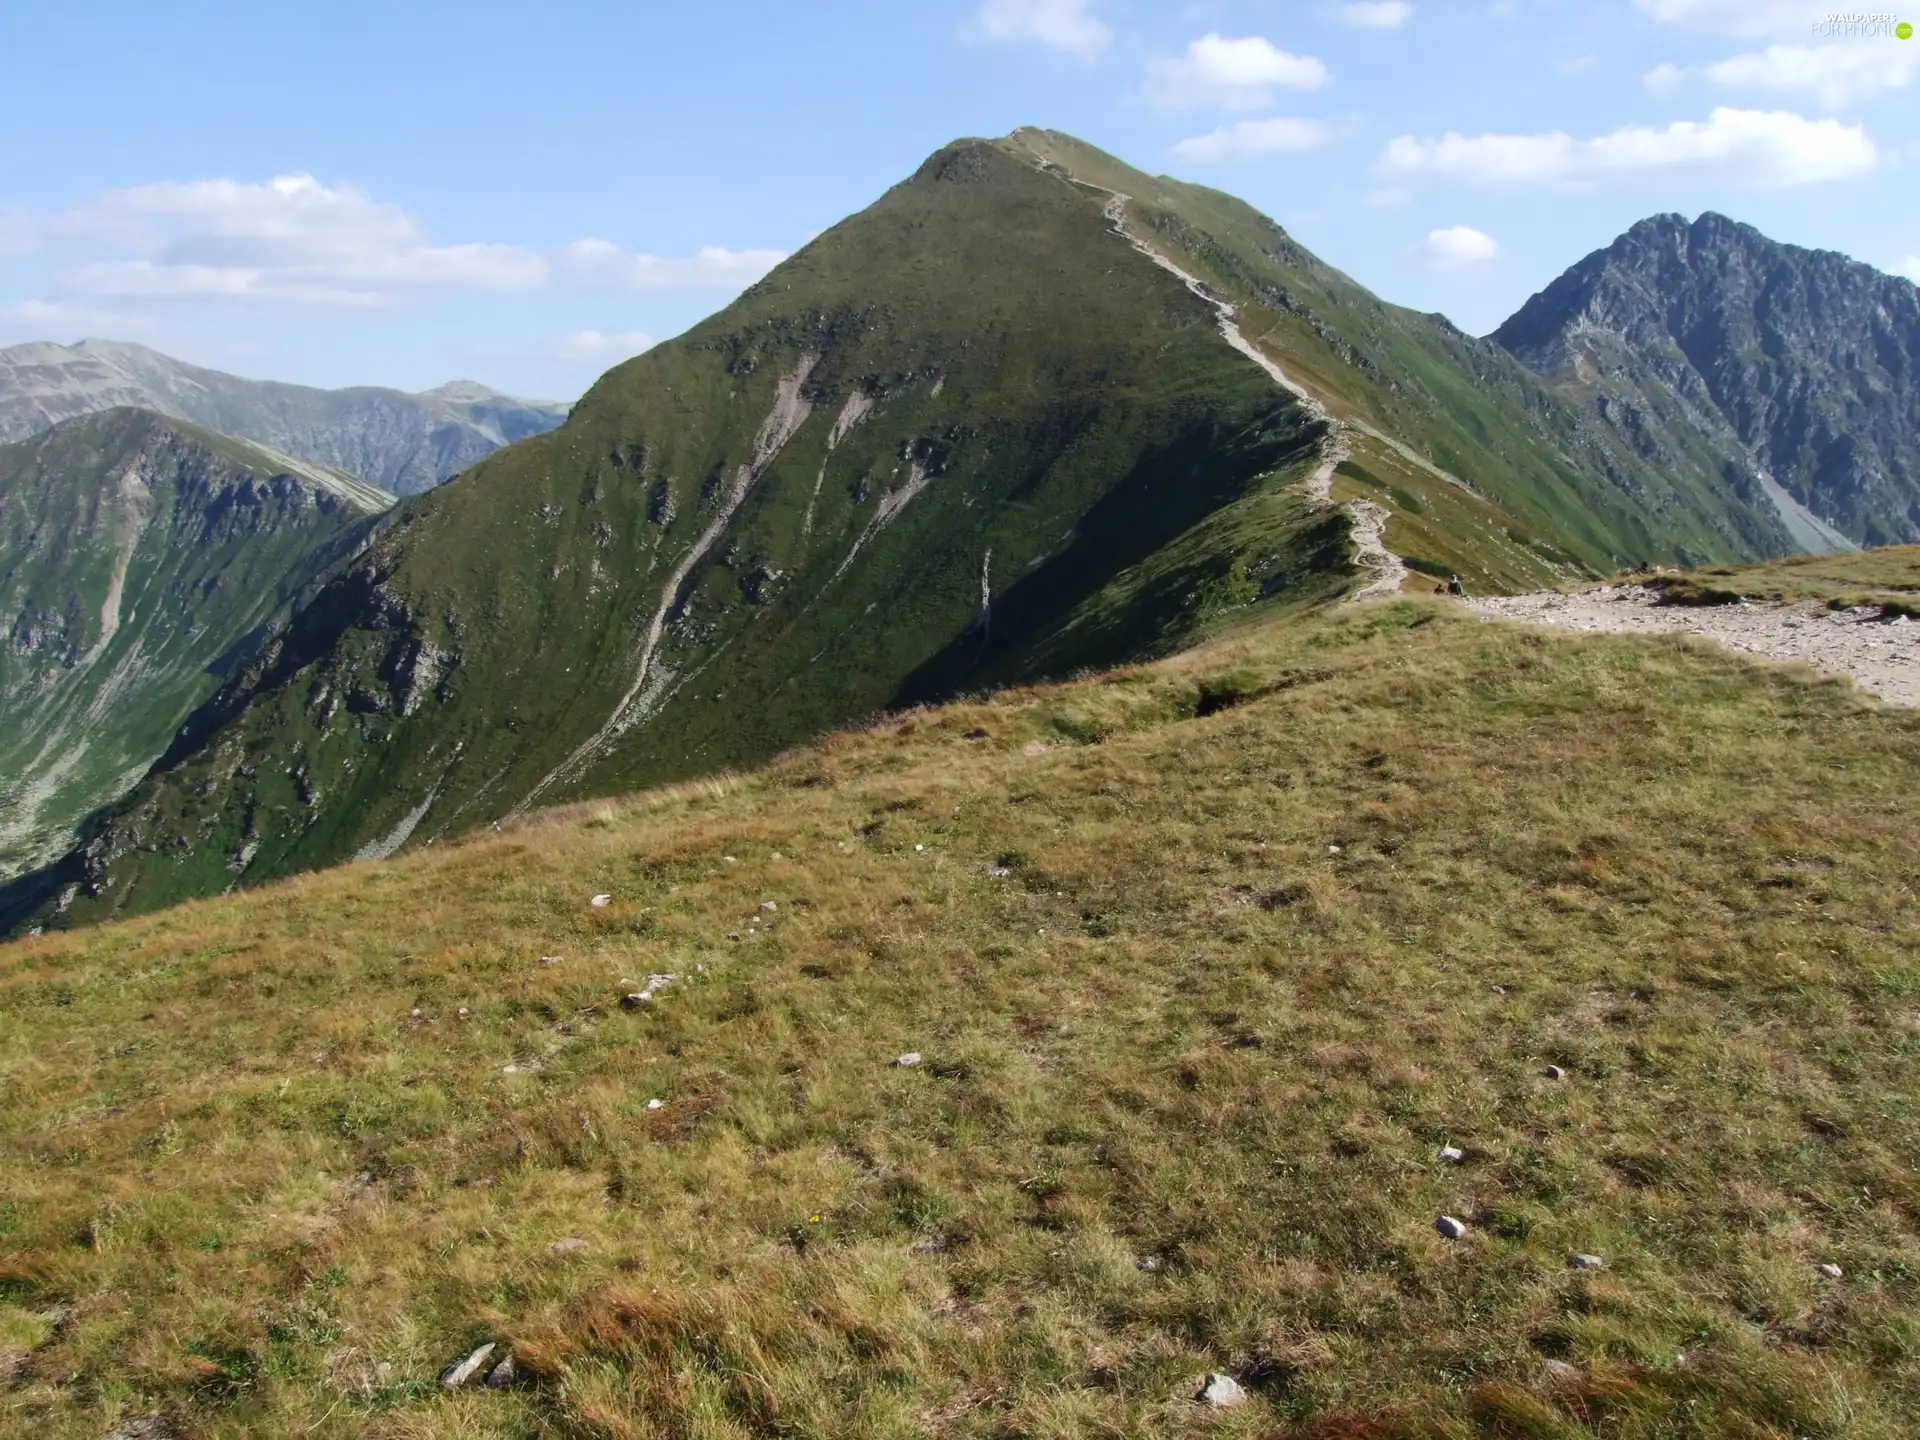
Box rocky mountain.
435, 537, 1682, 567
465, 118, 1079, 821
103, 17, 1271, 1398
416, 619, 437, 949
0, 408, 391, 880
0, 339, 569, 495
0, 131, 1823, 934
1493, 211, 1920, 550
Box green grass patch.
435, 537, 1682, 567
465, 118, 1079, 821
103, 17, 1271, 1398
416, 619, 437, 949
2, 601, 1917, 1435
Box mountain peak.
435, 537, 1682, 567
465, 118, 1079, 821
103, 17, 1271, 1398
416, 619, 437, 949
1494, 210, 1920, 549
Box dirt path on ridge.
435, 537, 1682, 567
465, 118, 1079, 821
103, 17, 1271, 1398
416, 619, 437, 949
1468, 585, 1920, 707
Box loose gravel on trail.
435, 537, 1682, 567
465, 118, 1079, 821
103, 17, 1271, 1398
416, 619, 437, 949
1467, 585, 1920, 708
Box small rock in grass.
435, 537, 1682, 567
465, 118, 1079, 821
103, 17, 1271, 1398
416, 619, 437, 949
409, 1006, 422, 1019
1819, 1263, 1844, 1280
770, 851, 783, 861
1435, 1215, 1468, 1240
439, 1342, 496, 1388
893, 1052, 923, 1068
1437, 1145, 1465, 1164
1567, 1253, 1606, 1271
484, 1355, 517, 1388
1543, 1064, 1567, 1080
914, 844, 925, 852
102, 1415, 171, 1440
502, 1065, 521, 1075
1136, 1255, 1164, 1274
1195, 1372, 1247, 1408
457, 1007, 470, 1018
1327, 844, 1342, 854
728, 932, 741, 942
759, 900, 777, 912
987, 866, 1011, 878
539, 955, 562, 967
646, 1098, 664, 1111
723, 855, 737, 864
621, 993, 650, 1011
590, 893, 612, 908
1538, 1359, 1579, 1387
550, 1237, 589, 1256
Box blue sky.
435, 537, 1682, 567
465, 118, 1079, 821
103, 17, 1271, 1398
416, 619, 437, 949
0, 0, 1913, 399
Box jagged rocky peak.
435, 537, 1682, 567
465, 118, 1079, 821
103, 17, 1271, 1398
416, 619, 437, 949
1493, 212, 1920, 547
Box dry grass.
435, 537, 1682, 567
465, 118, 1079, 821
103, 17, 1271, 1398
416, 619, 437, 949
2, 600, 1918, 1437
1615, 544, 1920, 617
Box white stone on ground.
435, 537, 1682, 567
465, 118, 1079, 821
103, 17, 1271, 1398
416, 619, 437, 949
1195, 1372, 1247, 1408
439, 1342, 495, 1388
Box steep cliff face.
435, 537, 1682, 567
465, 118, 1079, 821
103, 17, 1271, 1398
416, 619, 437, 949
1494, 212, 1920, 549
0, 409, 390, 878
0, 340, 569, 495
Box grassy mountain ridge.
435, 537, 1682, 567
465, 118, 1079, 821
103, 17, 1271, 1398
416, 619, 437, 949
5, 137, 1344, 933
0, 340, 569, 496
1006, 130, 1804, 569
0, 408, 392, 881
2, 131, 1850, 936
2, 598, 1915, 1436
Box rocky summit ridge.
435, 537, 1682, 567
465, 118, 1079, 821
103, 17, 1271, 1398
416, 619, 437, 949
1493, 211, 1920, 551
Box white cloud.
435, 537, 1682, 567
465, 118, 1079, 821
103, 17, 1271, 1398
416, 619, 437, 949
1143, 34, 1331, 112
1631, 0, 1810, 38
0, 208, 39, 255
1643, 61, 1692, 92
0, 298, 164, 342
553, 240, 785, 294
1413, 225, 1502, 268
22, 174, 782, 312
1704, 42, 1918, 108
977, 0, 1110, 61
53, 175, 547, 307
548, 329, 655, 364
1339, 2, 1412, 29
1382, 107, 1878, 189
1172, 117, 1335, 163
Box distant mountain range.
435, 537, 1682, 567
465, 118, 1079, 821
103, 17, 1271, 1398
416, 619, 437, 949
1493, 211, 1920, 551
0, 408, 392, 880
0, 339, 569, 495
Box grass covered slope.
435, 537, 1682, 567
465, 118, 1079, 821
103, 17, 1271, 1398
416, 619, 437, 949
1007, 129, 1806, 569
0, 408, 390, 880
9, 138, 1340, 933
3, 602, 1916, 1437
1627, 544, 1920, 616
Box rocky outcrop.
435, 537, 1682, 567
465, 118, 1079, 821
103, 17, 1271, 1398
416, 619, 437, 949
1493, 213, 1920, 548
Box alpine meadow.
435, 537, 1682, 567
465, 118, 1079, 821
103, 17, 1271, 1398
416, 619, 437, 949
2, 10, 1918, 1435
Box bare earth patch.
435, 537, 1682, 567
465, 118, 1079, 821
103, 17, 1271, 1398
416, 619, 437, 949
1468, 584, 1920, 707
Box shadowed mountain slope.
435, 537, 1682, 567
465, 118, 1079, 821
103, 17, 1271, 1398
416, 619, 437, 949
1493, 212, 1920, 550
0, 339, 569, 495
0, 408, 392, 879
